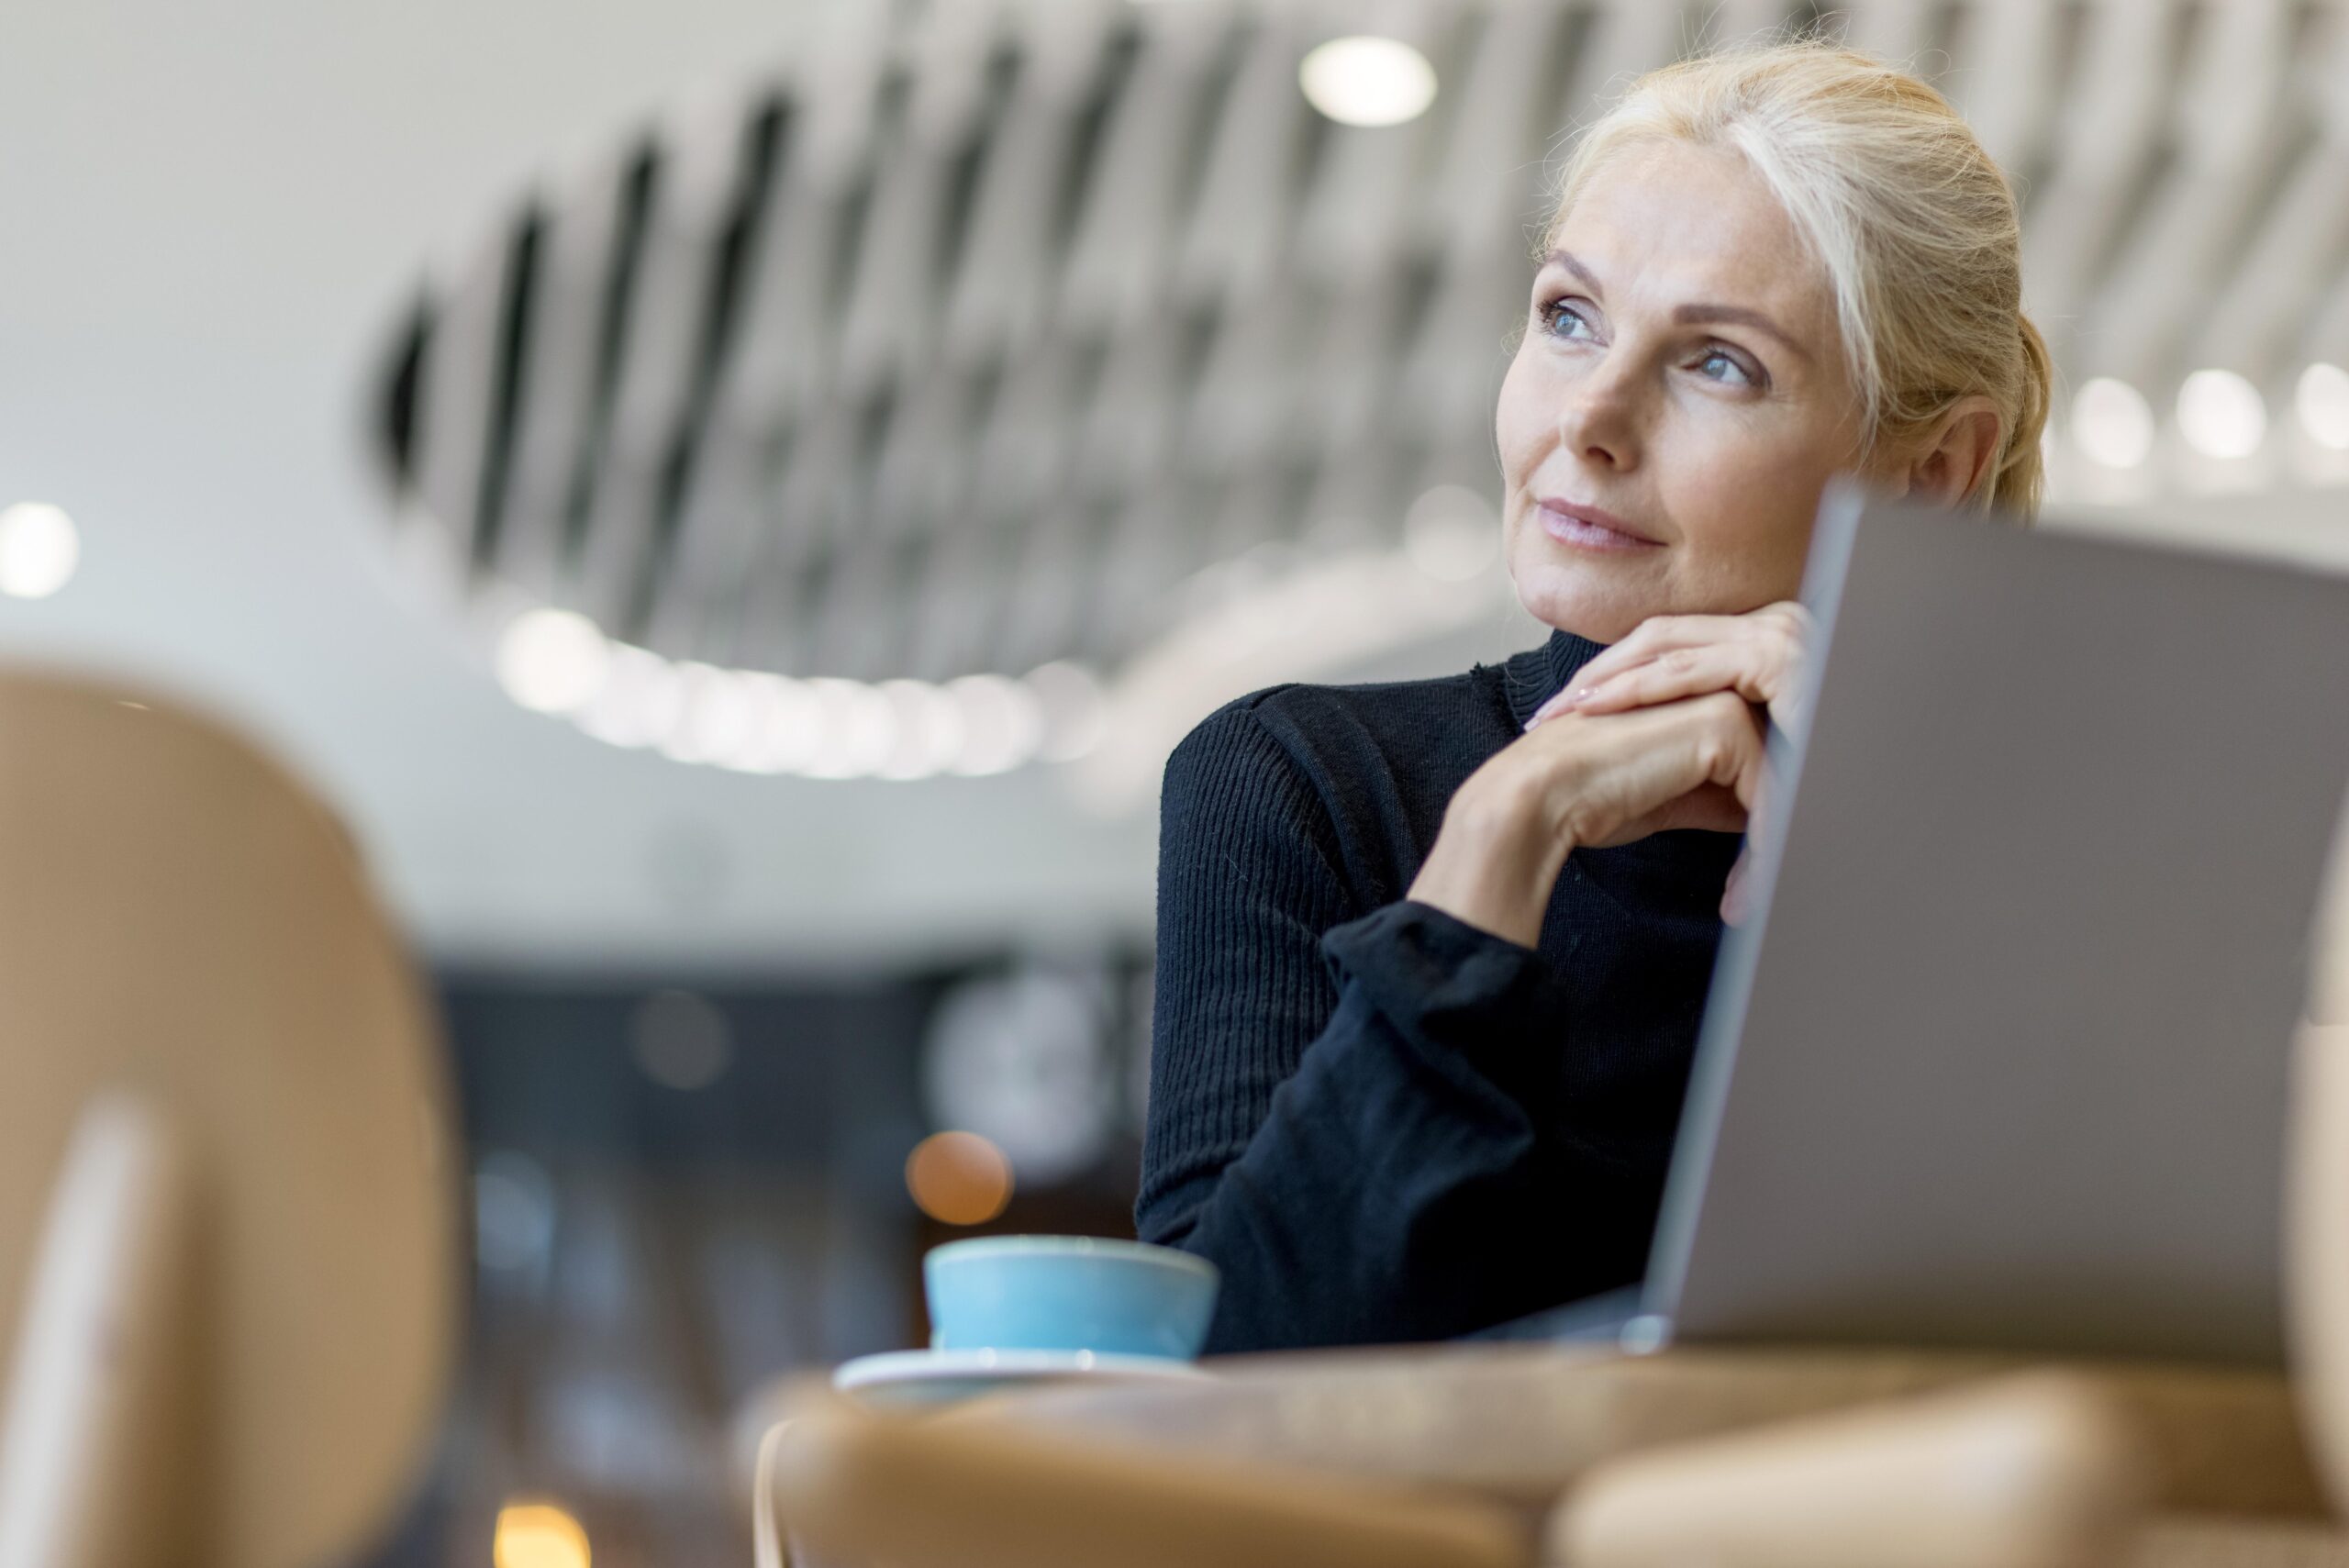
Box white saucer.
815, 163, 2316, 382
832, 1347, 1211, 1407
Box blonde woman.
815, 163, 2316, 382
1136, 40, 2054, 1351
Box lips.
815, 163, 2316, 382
1535, 498, 1664, 551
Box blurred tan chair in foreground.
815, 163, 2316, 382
0, 673, 457, 1568
758, 807, 2349, 1568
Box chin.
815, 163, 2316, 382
1507, 550, 1664, 648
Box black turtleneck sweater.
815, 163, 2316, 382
1136, 628, 1742, 1352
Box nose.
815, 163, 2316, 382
1555, 360, 1642, 474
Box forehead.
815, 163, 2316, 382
1555, 139, 1833, 331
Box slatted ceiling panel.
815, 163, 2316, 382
718, 68, 877, 438
904, 499, 1000, 678
2222, 21, 2349, 379
1172, 14, 1311, 308
496, 165, 630, 600
1304, 266, 1413, 463
942, 14, 1115, 365
1060, 18, 1220, 334
738, 405, 846, 668
2307, 269, 2349, 377
1831, 0, 1939, 60
1944, 0, 2065, 181
838, 17, 1008, 402
2026, 1, 2181, 343
2087, 3, 2293, 389
985, 344, 1082, 526
1005, 504, 1093, 670
643, 104, 789, 634
1395, 244, 1516, 451
1296, 14, 1448, 286
1431, 0, 1570, 258
377, 0, 2349, 771
584, 116, 763, 638
870, 373, 973, 549
414, 227, 513, 569
813, 532, 900, 681
646, 426, 756, 659
645, 99, 795, 658
2202, 142, 2349, 384
1074, 313, 1183, 503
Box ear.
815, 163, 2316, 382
1897, 395, 2004, 507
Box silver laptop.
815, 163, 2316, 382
1482, 486, 2349, 1365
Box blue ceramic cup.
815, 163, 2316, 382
923, 1235, 1220, 1360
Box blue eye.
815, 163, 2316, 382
1695, 347, 1761, 386
1542, 300, 1597, 341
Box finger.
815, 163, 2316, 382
1720, 845, 1751, 925
1568, 645, 1766, 716
1709, 696, 1771, 810
1565, 616, 1742, 695
1557, 610, 1800, 718
1527, 620, 1717, 729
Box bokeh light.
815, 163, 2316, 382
2071, 377, 2155, 470
1404, 484, 1499, 582
629, 989, 733, 1091
1026, 662, 1107, 762
0, 502, 81, 599
945, 673, 1048, 776
904, 1130, 1015, 1226
2176, 368, 2266, 460
573, 644, 685, 750
876, 679, 967, 782
496, 608, 610, 715
657, 662, 757, 765
722, 673, 825, 774
494, 1500, 590, 1568
800, 677, 899, 779
2298, 362, 2349, 451
1298, 36, 1438, 128
473, 1151, 557, 1274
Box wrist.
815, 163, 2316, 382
1407, 779, 1573, 949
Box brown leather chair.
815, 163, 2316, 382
0, 673, 457, 1568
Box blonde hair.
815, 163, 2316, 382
1542, 39, 2051, 517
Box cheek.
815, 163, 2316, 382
1493, 343, 1553, 483
1654, 414, 1841, 592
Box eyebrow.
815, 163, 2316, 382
1542, 248, 1811, 361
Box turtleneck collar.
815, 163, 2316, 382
1502, 627, 1610, 731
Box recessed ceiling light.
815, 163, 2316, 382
2297, 362, 2349, 451
876, 679, 967, 781
573, 644, 684, 749
1025, 662, 1107, 762
659, 662, 762, 765
0, 503, 80, 599
495, 607, 608, 714
2176, 368, 2266, 460
2071, 378, 2155, 471
945, 674, 1047, 777
1298, 36, 1437, 128
800, 678, 899, 779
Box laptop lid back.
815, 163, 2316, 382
1644, 491, 2349, 1365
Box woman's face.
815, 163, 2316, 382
1496, 139, 1865, 644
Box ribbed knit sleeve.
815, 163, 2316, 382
1137, 699, 1618, 1351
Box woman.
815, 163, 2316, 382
1135, 40, 2053, 1352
